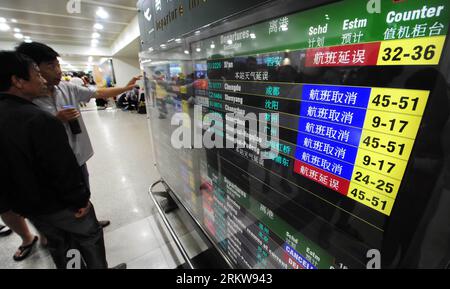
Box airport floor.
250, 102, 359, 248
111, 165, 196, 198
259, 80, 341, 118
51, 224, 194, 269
0, 101, 207, 269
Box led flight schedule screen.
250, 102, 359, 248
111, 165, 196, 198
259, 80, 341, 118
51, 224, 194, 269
140, 0, 450, 269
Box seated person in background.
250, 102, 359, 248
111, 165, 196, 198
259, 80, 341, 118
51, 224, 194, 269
116, 92, 128, 109
125, 85, 139, 111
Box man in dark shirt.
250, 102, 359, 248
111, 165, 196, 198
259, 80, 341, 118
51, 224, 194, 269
0, 51, 108, 269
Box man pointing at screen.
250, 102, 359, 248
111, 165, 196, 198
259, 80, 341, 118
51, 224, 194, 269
16, 42, 142, 229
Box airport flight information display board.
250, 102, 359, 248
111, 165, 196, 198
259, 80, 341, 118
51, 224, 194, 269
141, 0, 450, 269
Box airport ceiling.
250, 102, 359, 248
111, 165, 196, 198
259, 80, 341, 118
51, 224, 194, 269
0, 0, 138, 48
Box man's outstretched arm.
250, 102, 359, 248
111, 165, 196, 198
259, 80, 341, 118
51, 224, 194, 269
94, 75, 142, 99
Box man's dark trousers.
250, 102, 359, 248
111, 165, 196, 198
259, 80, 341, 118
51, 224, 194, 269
30, 205, 107, 269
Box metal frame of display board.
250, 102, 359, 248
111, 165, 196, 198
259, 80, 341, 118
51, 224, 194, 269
142, 0, 339, 270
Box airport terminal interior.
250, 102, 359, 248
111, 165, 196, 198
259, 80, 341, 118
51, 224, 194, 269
1, 0, 450, 269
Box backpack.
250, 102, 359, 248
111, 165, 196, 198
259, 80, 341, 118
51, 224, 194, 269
138, 101, 147, 114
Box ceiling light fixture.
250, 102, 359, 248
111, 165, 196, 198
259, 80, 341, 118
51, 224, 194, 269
14, 33, 23, 39
11, 19, 17, 23
14, 28, 20, 33
0, 18, 6, 23
92, 32, 101, 38
94, 23, 104, 30
184, 50, 189, 54
88, 56, 93, 62
0, 23, 9, 31
96, 7, 109, 19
